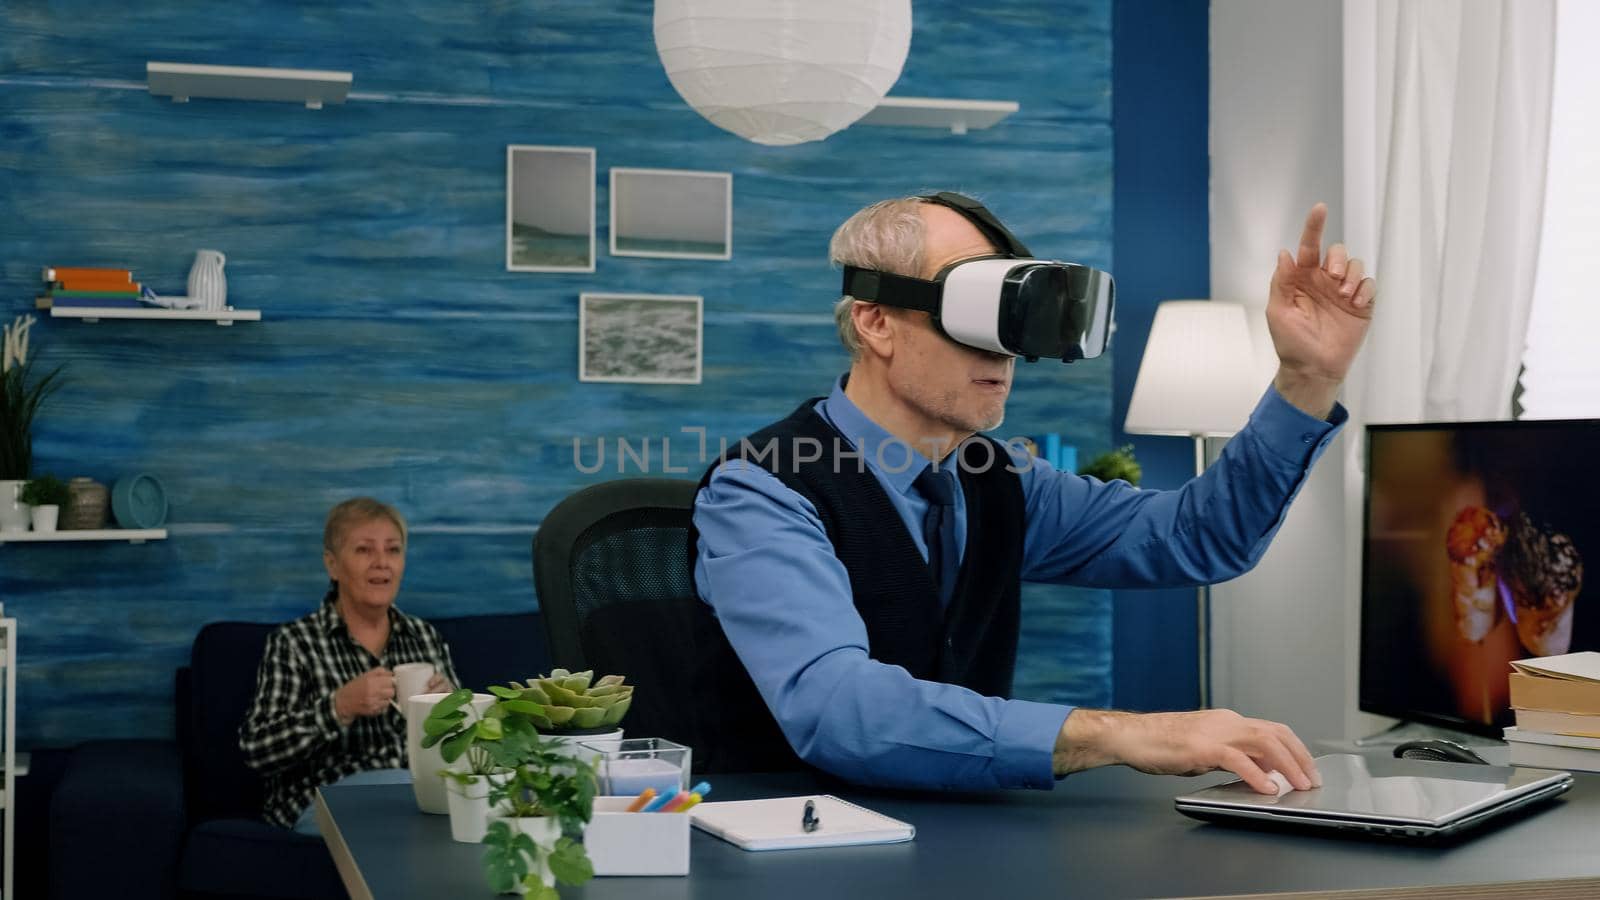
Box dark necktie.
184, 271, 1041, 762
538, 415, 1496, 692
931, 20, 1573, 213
913, 466, 958, 607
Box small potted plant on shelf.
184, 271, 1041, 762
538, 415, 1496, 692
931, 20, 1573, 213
19, 473, 69, 533
0, 314, 64, 533
1078, 444, 1142, 486
481, 729, 598, 899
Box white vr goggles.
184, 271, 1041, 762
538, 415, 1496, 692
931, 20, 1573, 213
841, 192, 1115, 362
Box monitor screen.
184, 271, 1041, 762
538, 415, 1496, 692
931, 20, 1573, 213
1361, 420, 1598, 736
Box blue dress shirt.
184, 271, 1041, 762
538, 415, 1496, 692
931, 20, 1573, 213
693, 377, 1344, 791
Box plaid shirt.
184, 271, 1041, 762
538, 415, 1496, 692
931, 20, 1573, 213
239, 590, 460, 828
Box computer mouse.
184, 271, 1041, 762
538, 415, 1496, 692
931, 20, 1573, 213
1393, 738, 1490, 765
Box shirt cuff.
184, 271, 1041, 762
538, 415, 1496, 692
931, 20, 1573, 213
993, 700, 1073, 789
1246, 385, 1348, 465
325, 692, 349, 734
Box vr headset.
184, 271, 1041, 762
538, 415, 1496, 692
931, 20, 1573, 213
840, 192, 1114, 363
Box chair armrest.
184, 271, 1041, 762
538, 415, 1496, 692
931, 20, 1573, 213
49, 739, 186, 900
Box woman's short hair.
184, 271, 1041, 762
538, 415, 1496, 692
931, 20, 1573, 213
828, 197, 928, 359
323, 497, 408, 554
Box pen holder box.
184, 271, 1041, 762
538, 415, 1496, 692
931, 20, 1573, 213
585, 796, 691, 876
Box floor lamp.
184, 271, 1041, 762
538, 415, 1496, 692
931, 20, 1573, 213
1123, 300, 1260, 709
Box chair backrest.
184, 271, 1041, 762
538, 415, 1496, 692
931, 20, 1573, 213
181, 611, 550, 823
532, 478, 702, 753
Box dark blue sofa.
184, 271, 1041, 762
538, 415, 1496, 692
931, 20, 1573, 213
48, 611, 551, 900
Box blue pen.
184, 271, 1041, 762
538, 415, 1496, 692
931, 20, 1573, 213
688, 781, 711, 798
640, 791, 676, 813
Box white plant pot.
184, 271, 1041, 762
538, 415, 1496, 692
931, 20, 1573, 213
487, 815, 561, 893
541, 728, 624, 765
445, 772, 496, 843
0, 481, 28, 533
406, 691, 494, 814
30, 504, 59, 532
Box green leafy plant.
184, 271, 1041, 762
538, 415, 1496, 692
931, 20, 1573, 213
505, 669, 633, 734
423, 686, 600, 898
0, 357, 65, 481
19, 473, 69, 507
1078, 444, 1142, 486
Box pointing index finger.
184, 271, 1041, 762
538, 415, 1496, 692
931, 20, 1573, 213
1296, 202, 1328, 269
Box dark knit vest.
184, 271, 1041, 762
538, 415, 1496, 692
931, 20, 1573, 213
686, 399, 1025, 774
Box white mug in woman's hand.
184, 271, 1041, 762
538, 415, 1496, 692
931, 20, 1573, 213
393, 662, 436, 706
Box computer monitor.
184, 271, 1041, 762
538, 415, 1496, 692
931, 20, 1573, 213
1360, 419, 1598, 737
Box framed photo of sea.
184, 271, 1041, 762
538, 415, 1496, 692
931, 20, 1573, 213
609, 168, 732, 260
578, 292, 702, 385
506, 145, 596, 272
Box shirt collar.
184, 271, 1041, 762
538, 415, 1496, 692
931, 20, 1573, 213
316, 586, 410, 637
815, 374, 939, 498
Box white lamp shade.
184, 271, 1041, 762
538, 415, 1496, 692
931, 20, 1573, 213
653, 0, 912, 147
1124, 301, 1261, 437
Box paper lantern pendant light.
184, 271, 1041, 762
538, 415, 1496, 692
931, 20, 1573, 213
653, 0, 913, 147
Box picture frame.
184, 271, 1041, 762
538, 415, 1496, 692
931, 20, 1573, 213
578, 292, 703, 385
506, 145, 596, 272
609, 167, 732, 260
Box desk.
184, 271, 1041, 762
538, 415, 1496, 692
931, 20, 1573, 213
318, 766, 1600, 899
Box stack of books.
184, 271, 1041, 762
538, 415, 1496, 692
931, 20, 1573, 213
1504, 652, 1600, 772
36, 266, 145, 310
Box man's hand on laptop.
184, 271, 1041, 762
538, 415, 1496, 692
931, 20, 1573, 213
1053, 708, 1323, 795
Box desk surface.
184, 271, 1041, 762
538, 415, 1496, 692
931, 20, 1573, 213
319, 764, 1600, 900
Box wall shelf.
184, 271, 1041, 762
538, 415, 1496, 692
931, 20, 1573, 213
0, 528, 166, 544
147, 62, 352, 109
50, 306, 261, 326
857, 97, 1020, 135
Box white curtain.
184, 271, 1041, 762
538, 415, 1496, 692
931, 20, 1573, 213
1518, 0, 1600, 419
1343, 0, 1556, 426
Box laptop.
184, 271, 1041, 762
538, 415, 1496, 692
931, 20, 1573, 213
1174, 753, 1572, 839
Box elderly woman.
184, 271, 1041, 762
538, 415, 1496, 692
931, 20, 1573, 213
240, 497, 460, 833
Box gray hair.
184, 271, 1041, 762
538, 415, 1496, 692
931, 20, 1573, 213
323, 497, 408, 554
828, 197, 928, 358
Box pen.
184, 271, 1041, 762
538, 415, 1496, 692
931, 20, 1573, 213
657, 790, 692, 812
624, 788, 657, 813
674, 794, 703, 813
640, 791, 676, 813
802, 798, 821, 832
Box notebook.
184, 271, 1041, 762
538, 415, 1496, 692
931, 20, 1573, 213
1174, 753, 1572, 839
689, 794, 915, 851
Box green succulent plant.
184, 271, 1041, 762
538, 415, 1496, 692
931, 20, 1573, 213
499, 669, 633, 733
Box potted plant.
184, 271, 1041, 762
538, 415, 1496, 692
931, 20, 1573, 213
1, 315, 64, 532
481, 729, 598, 899
20, 473, 69, 532
422, 685, 515, 839
504, 669, 633, 747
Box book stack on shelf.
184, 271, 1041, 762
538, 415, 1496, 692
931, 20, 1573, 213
36, 266, 146, 310
1504, 652, 1600, 772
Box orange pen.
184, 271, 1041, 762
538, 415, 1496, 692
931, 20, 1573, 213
674, 793, 704, 813
624, 788, 657, 812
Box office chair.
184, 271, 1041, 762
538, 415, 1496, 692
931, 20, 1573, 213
532, 477, 703, 754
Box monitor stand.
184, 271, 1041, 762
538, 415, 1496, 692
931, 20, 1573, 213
1355, 720, 1506, 748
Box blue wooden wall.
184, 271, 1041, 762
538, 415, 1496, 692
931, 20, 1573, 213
0, 0, 1113, 746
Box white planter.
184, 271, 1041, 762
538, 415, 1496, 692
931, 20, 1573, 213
406, 691, 494, 814
445, 772, 496, 843
542, 728, 624, 765
0, 481, 28, 533
30, 504, 59, 532
487, 815, 561, 893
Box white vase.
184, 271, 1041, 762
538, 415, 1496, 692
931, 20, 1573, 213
406, 692, 494, 814
30, 504, 59, 532
487, 815, 561, 893
186, 249, 227, 311
0, 482, 29, 533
